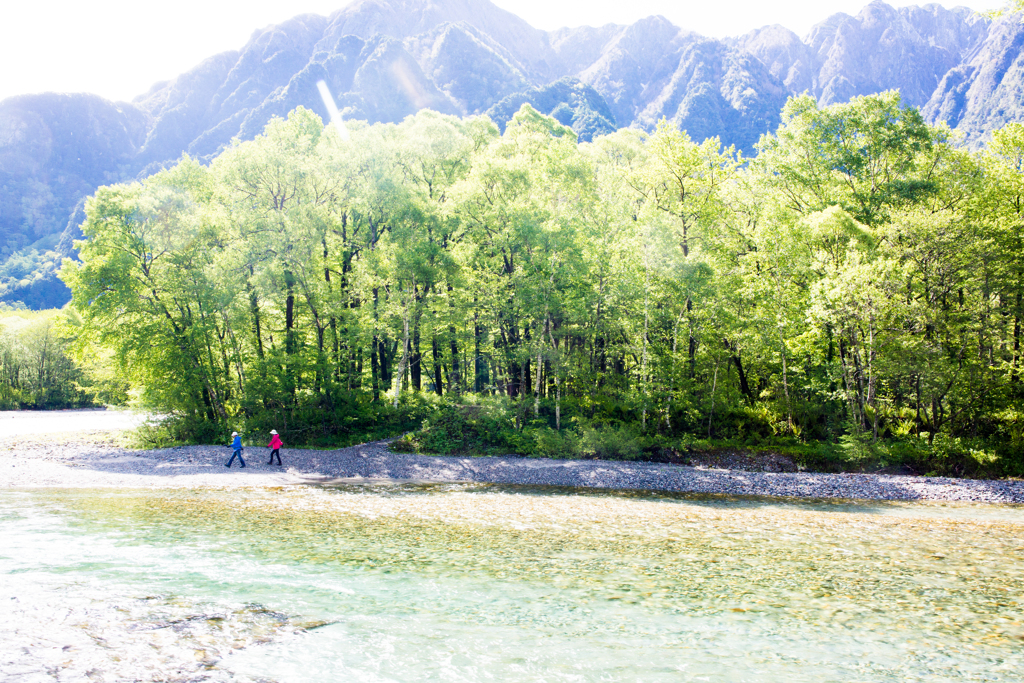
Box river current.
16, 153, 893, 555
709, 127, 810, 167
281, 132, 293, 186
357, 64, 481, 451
2, 484, 1022, 681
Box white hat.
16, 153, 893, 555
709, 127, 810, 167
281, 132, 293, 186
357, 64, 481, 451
270, 429, 278, 435
231, 431, 238, 437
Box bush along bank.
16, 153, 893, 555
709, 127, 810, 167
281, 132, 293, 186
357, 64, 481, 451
128, 395, 435, 451
389, 398, 1024, 480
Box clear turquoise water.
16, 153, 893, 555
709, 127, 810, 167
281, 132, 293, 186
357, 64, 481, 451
2, 484, 1023, 682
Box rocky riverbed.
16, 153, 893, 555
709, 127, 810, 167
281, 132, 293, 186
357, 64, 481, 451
4, 433, 1024, 503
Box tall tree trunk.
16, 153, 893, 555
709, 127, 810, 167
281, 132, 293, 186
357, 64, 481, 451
781, 336, 792, 434
687, 297, 696, 379
501, 315, 521, 398
708, 361, 719, 439
393, 293, 411, 408
381, 338, 394, 389
534, 321, 543, 418
668, 311, 684, 430
246, 267, 264, 363
868, 313, 878, 441
284, 271, 296, 354
723, 339, 752, 402
411, 313, 422, 392
474, 307, 486, 392
330, 318, 339, 382
641, 260, 649, 430
1014, 288, 1022, 385
371, 339, 380, 402
547, 320, 560, 430
448, 334, 461, 396
371, 287, 380, 401
591, 277, 605, 385
839, 336, 863, 429
432, 335, 443, 396
284, 269, 297, 403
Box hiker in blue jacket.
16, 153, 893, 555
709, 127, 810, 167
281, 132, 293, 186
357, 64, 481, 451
226, 431, 246, 468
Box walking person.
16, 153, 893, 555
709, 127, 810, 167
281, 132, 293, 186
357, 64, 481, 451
226, 431, 246, 468
267, 429, 283, 466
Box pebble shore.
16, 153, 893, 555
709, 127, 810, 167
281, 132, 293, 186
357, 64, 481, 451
4, 436, 1024, 503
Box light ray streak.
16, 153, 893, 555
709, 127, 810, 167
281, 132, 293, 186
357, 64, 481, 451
316, 80, 350, 141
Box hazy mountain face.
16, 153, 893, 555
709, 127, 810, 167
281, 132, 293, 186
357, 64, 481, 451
1, 0, 1021, 308
744, 1, 992, 111
924, 15, 1024, 144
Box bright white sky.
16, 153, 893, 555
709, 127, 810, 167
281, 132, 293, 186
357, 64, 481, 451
0, 0, 1000, 103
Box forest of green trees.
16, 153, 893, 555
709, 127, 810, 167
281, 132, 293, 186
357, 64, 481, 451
51, 91, 1024, 475
0, 307, 96, 409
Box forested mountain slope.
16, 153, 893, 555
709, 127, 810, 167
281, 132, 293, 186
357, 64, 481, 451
2, 0, 1023, 309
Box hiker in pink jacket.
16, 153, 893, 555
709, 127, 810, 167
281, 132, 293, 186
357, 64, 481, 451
267, 429, 283, 466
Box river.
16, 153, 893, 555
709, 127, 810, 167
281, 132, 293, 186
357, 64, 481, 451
2, 484, 1022, 681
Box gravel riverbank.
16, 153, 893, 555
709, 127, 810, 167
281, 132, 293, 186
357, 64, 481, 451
4, 435, 1024, 503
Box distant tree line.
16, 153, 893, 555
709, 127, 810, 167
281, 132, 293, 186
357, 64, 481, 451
0, 308, 93, 409
60, 93, 1024, 471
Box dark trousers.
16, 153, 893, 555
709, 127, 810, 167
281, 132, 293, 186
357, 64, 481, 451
226, 449, 245, 467
268, 449, 281, 465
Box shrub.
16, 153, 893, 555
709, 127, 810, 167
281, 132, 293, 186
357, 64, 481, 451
578, 423, 642, 460
532, 427, 581, 459
128, 392, 435, 449
398, 399, 520, 455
